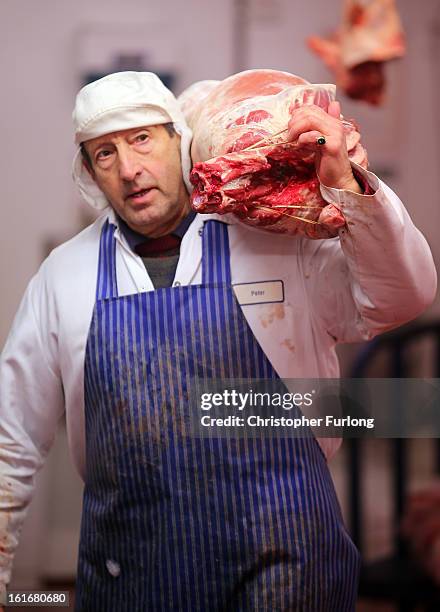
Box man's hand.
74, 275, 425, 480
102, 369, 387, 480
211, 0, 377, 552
287, 100, 362, 193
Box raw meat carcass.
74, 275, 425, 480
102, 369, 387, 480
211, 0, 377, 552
308, 0, 406, 105
178, 80, 220, 125
186, 69, 367, 239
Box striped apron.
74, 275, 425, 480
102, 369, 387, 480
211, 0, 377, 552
75, 219, 360, 611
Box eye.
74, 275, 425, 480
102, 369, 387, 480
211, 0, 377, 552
96, 149, 113, 161
135, 133, 150, 143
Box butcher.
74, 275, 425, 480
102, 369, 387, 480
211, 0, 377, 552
0, 70, 436, 611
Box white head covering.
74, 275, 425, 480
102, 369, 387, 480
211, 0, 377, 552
72, 71, 193, 210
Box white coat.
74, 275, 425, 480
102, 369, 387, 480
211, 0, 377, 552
0, 163, 437, 591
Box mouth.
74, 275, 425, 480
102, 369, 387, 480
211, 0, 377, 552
126, 188, 151, 199
125, 187, 156, 204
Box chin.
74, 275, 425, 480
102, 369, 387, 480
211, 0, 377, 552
126, 207, 173, 235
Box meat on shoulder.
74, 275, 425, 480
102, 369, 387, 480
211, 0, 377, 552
179, 69, 368, 240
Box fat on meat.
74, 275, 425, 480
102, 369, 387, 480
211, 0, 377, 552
184, 69, 368, 239
178, 80, 220, 126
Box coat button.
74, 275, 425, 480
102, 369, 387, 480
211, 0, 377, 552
106, 559, 121, 577
173, 281, 181, 287
198, 227, 203, 236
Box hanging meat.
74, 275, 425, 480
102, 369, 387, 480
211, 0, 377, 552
184, 69, 367, 239
307, 0, 406, 105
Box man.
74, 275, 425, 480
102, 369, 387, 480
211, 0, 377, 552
0, 71, 436, 611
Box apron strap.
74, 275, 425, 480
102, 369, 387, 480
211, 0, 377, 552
96, 218, 230, 298
202, 221, 232, 286
96, 220, 118, 300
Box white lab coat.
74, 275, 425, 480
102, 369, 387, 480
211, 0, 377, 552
0, 163, 437, 591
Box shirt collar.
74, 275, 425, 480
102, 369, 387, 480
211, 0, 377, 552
117, 210, 197, 252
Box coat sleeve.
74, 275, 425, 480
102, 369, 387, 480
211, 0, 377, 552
302, 163, 437, 344
0, 263, 64, 597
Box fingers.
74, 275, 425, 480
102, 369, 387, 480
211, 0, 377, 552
287, 103, 343, 146
327, 100, 341, 119
288, 117, 345, 155
288, 115, 329, 143
296, 130, 327, 148
286, 100, 355, 189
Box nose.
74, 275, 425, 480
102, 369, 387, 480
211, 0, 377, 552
117, 144, 143, 182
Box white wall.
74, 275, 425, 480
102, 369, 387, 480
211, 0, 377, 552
1, 0, 438, 350
0, 0, 235, 346
1, 0, 439, 588
244, 0, 440, 316
0, 0, 236, 587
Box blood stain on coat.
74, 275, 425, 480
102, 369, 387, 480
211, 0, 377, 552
260, 304, 285, 328
281, 339, 295, 354
0, 488, 13, 555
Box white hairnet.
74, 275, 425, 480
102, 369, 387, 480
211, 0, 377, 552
72, 71, 193, 210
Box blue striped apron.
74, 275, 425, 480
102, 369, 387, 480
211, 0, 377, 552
75, 219, 360, 611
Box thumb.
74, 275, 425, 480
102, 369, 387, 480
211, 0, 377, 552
327, 100, 341, 119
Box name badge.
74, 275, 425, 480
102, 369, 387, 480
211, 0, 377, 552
233, 280, 284, 306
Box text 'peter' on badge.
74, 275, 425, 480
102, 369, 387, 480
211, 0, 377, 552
233, 280, 284, 306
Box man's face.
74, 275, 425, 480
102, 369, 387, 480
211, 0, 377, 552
83, 125, 190, 237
